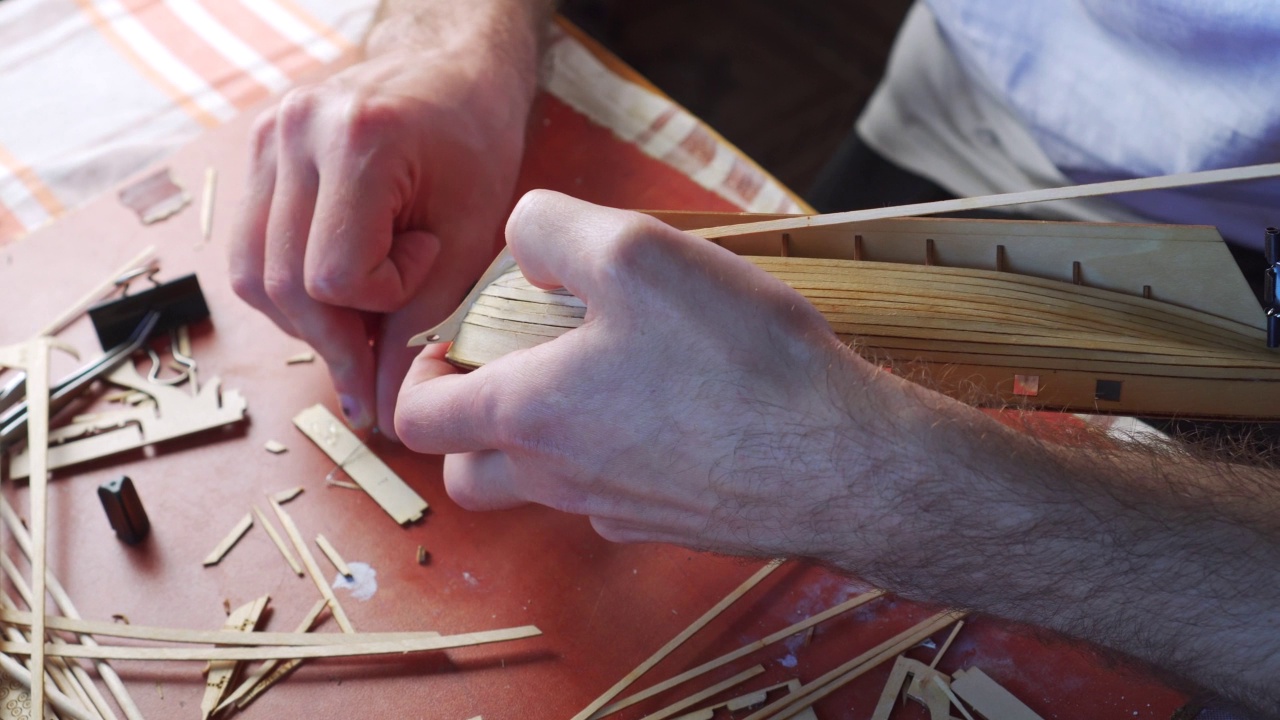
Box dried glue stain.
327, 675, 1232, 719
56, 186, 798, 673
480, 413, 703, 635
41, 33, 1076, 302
332, 562, 377, 601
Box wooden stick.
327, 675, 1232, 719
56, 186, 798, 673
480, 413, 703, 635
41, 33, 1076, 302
253, 505, 303, 577
214, 599, 328, 713
315, 534, 353, 579
201, 595, 268, 719
0, 498, 145, 720
570, 559, 782, 720
691, 162, 1280, 240
200, 167, 216, 242
926, 675, 977, 720
0, 651, 95, 720
202, 513, 253, 566
594, 589, 885, 717
0, 625, 542, 661
640, 665, 764, 720
37, 246, 157, 337
0, 598, 99, 720
25, 337, 51, 718
0, 607, 444, 647
741, 611, 965, 720
928, 619, 965, 670
272, 486, 304, 503
269, 499, 355, 633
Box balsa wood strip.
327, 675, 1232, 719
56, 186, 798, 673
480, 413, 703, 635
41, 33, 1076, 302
293, 404, 427, 525
202, 512, 253, 566
254, 505, 304, 577
594, 589, 886, 718
201, 595, 268, 719
950, 667, 1044, 720
640, 665, 765, 720
0, 497, 145, 720
270, 499, 356, 634
0, 651, 95, 720
570, 560, 783, 720
740, 611, 965, 720
24, 338, 52, 718
315, 534, 354, 579
0, 625, 542, 661
691, 162, 1280, 239
215, 599, 329, 713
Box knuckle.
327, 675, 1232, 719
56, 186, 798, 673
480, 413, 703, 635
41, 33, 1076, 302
261, 268, 303, 308
336, 95, 405, 152
276, 86, 322, 136
304, 266, 360, 306
249, 112, 277, 160
228, 267, 262, 305
599, 214, 681, 281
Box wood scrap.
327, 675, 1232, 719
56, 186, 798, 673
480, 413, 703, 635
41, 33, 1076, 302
950, 667, 1044, 720
0, 651, 95, 720
870, 656, 958, 720
325, 477, 361, 490
571, 559, 782, 720
293, 404, 428, 525
200, 167, 216, 241
202, 513, 253, 566
315, 534, 354, 579
741, 610, 965, 720
269, 498, 356, 633
252, 505, 303, 577
263, 440, 288, 454
595, 589, 884, 717
924, 675, 976, 720
929, 620, 965, 669
36, 246, 157, 337
0, 624, 542, 661
0, 591, 102, 720
273, 486, 304, 503
214, 599, 328, 713
640, 666, 764, 720
417, 546, 430, 565
0, 498, 144, 720
285, 352, 315, 365
201, 595, 268, 720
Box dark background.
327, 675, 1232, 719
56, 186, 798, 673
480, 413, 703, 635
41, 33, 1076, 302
561, 0, 916, 197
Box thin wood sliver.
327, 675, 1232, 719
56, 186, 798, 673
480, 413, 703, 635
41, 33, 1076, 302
0, 625, 543, 661
269, 498, 356, 634
214, 599, 329, 713
253, 505, 304, 577
0, 498, 145, 720
315, 534, 354, 578
202, 595, 268, 719
594, 589, 886, 718
570, 559, 783, 720
639, 665, 765, 720
203, 512, 253, 566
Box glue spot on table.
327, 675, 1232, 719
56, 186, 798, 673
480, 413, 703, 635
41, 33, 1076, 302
332, 562, 377, 601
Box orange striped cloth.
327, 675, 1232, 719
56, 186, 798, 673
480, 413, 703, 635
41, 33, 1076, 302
0, 1, 801, 246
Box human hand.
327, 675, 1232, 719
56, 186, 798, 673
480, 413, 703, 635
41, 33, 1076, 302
394, 191, 969, 559
229, 42, 534, 434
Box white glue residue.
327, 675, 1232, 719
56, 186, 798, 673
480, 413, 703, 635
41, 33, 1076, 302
462, 571, 479, 587
332, 562, 377, 601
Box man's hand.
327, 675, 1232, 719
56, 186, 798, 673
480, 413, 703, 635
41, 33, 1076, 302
395, 190, 936, 558
229, 1, 548, 434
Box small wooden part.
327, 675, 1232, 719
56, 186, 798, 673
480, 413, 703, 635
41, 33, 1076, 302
285, 351, 315, 365
325, 477, 361, 490
640, 665, 764, 720
273, 486, 304, 503
740, 610, 965, 720
950, 667, 1044, 720
925, 238, 937, 266
253, 505, 304, 577
215, 598, 328, 713
264, 440, 288, 454
0, 625, 542, 661
201, 595, 269, 720
995, 244, 1007, 272
293, 404, 428, 525
223, 599, 231, 615
417, 546, 430, 565
871, 656, 961, 720
203, 513, 253, 566
571, 559, 782, 720
929, 620, 965, 669
269, 498, 356, 634
200, 166, 216, 241
595, 589, 885, 717
0, 497, 144, 720
315, 534, 354, 579
926, 675, 977, 720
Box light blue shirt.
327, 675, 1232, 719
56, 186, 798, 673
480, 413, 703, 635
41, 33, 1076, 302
925, 0, 1280, 246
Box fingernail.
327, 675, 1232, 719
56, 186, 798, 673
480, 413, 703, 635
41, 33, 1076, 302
339, 394, 371, 430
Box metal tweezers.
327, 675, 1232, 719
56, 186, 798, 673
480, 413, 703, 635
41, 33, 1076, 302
0, 311, 160, 448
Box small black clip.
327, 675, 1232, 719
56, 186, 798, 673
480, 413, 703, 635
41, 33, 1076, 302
98, 475, 150, 545
1265, 228, 1280, 349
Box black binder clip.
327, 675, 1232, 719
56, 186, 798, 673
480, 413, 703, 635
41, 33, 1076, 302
1266, 228, 1280, 349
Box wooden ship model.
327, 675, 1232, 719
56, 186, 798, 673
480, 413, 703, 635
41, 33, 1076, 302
413, 173, 1280, 421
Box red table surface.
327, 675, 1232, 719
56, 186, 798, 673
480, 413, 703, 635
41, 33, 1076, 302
0, 88, 1188, 719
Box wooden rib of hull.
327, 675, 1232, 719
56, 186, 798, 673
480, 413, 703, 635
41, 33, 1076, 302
446, 257, 1280, 420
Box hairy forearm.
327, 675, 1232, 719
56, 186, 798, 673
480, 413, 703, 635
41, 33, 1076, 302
821, 374, 1280, 715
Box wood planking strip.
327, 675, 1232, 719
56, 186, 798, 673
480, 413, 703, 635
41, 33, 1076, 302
201, 595, 269, 719
253, 505, 304, 576
740, 611, 965, 720
594, 589, 886, 718
214, 599, 329, 713
0, 498, 145, 720
950, 667, 1045, 720
24, 337, 52, 718
315, 534, 353, 579
292, 404, 427, 525
0, 651, 95, 720
203, 512, 253, 566
269, 498, 356, 634
0, 625, 542, 661
570, 559, 783, 720
640, 665, 765, 720
691, 162, 1280, 239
